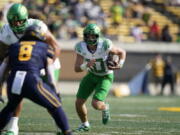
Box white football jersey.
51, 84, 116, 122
75, 38, 113, 76
0, 18, 48, 45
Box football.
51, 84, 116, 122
106, 53, 120, 68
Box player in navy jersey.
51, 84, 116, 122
0, 25, 72, 135
0, 4, 61, 135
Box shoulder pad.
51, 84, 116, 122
102, 38, 112, 51
0, 24, 8, 35
75, 41, 83, 54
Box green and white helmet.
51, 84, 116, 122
7, 3, 28, 33
83, 23, 101, 46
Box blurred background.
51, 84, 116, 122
0, 0, 180, 96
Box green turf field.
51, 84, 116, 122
1, 95, 180, 135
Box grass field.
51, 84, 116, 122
1, 95, 180, 135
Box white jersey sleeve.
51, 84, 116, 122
74, 41, 84, 56
0, 24, 19, 45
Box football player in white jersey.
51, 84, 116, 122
74, 24, 126, 132
0, 3, 61, 135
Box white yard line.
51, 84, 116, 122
112, 114, 147, 118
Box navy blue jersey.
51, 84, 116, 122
8, 40, 53, 75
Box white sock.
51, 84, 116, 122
4, 117, 19, 131
83, 121, 90, 127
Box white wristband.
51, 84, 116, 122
118, 59, 125, 68
80, 62, 88, 71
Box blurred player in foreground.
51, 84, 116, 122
74, 23, 126, 132
0, 3, 61, 135
0, 25, 72, 135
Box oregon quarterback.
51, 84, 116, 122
74, 23, 126, 132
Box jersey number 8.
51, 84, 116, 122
18, 41, 36, 61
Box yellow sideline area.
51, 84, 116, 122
0, 0, 22, 10
159, 107, 180, 112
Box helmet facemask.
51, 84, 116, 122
9, 19, 28, 33
84, 33, 99, 46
